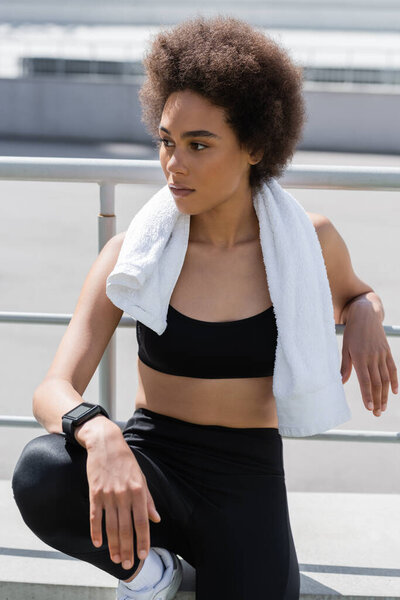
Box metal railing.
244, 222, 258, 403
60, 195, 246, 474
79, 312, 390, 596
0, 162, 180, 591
0, 157, 399, 442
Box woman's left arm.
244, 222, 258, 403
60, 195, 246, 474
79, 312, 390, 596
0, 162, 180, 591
312, 213, 398, 418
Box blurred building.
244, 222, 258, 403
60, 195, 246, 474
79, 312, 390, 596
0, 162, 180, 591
1, 0, 400, 30
0, 1, 399, 153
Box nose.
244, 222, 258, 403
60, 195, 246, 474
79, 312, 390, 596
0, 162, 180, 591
166, 148, 188, 176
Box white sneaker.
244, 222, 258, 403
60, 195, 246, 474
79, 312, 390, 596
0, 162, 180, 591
116, 547, 183, 600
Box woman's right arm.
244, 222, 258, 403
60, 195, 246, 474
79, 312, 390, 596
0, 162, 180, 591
32, 232, 161, 570
32, 232, 125, 436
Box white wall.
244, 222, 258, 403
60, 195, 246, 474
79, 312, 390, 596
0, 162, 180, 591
0, 77, 399, 154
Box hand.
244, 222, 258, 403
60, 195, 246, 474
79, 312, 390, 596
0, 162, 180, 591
82, 420, 161, 570
340, 303, 398, 416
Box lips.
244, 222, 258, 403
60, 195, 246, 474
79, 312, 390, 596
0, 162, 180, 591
169, 186, 194, 198
169, 184, 194, 191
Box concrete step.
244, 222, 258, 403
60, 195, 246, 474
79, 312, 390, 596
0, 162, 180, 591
1, 480, 399, 598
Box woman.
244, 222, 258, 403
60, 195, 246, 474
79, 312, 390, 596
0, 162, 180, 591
11, 15, 397, 600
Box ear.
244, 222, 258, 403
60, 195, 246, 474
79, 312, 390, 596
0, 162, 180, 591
248, 148, 263, 165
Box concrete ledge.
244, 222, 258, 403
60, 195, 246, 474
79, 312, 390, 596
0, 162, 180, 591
1, 480, 400, 599
0, 583, 194, 600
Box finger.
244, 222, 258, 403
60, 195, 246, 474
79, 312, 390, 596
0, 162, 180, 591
144, 483, 161, 524
356, 365, 374, 411
89, 495, 103, 548
117, 504, 135, 570
368, 361, 383, 416
378, 357, 391, 411
132, 490, 151, 561
105, 504, 121, 563
386, 351, 399, 395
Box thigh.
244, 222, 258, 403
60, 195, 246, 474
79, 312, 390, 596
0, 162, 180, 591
127, 447, 197, 567
191, 473, 300, 600
12, 432, 194, 579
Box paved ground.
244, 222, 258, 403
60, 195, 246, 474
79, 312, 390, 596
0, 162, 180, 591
1, 139, 399, 492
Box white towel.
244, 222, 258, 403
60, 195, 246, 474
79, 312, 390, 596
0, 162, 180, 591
106, 179, 351, 437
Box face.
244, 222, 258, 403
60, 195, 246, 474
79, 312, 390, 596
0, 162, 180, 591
158, 89, 258, 214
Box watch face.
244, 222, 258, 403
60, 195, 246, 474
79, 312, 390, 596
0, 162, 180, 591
70, 404, 92, 419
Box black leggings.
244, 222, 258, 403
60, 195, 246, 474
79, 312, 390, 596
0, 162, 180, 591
12, 407, 300, 599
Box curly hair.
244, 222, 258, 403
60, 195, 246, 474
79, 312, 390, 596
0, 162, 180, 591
139, 15, 306, 192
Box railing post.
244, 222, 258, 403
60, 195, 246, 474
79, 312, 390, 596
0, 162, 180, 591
98, 182, 116, 418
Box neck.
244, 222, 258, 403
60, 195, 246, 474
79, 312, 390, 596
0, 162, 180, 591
188, 189, 260, 249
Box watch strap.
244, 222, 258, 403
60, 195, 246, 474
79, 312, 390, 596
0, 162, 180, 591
62, 403, 109, 445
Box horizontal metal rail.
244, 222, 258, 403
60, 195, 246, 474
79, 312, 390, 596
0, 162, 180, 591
305, 429, 400, 443
0, 312, 135, 327
1, 156, 400, 190
0, 415, 126, 431
1, 157, 399, 443
0, 311, 399, 336
0, 415, 397, 443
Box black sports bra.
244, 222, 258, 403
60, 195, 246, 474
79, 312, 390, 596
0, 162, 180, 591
136, 302, 278, 378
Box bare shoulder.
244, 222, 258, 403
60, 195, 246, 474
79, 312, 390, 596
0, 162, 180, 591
110, 230, 126, 249
306, 211, 330, 233
101, 230, 127, 263
305, 211, 334, 252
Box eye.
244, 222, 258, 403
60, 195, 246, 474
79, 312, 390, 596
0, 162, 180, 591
190, 142, 207, 151
157, 137, 174, 148
157, 137, 208, 152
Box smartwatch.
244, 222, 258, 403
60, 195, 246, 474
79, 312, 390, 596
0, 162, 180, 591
62, 402, 110, 446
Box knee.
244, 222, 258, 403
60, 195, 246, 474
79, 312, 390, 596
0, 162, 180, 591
12, 432, 79, 519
